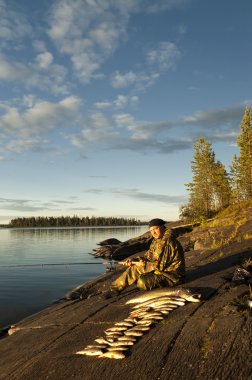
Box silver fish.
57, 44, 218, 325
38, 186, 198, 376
136, 319, 154, 326
105, 326, 128, 332
124, 330, 144, 337
109, 340, 134, 346
154, 304, 176, 310
118, 336, 137, 342
105, 332, 122, 342
126, 288, 201, 304
76, 348, 104, 356
99, 351, 125, 359
124, 317, 138, 323
115, 321, 134, 327
95, 337, 110, 345
140, 311, 163, 318
132, 297, 185, 309
158, 309, 170, 315
130, 326, 150, 331
107, 346, 129, 351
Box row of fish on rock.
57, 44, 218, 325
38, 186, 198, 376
76, 288, 201, 359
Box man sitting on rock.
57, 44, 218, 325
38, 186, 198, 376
111, 218, 185, 293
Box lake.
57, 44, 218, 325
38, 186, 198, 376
0, 226, 147, 329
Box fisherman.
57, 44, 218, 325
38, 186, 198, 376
110, 218, 185, 293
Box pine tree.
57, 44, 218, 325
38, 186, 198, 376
180, 138, 231, 221
182, 138, 216, 220
212, 160, 231, 210
230, 106, 252, 202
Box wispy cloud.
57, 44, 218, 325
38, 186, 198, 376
0, 0, 186, 94
0, 53, 69, 95
84, 187, 187, 204
0, 0, 32, 46
0, 95, 81, 155
0, 98, 245, 158
0, 197, 57, 212
146, 41, 181, 71
47, 0, 137, 83
0, 96, 81, 136
94, 95, 138, 110
111, 71, 160, 90
69, 104, 245, 155
110, 40, 181, 91
0, 197, 94, 214
144, 0, 190, 14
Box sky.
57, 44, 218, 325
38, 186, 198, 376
0, 0, 251, 224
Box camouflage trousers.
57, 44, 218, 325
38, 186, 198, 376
111, 262, 182, 291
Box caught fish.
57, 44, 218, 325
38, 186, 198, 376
132, 297, 185, 309
130, 326, 150, 331
158, 309, 170, 315
99, 351, 125, 359
95, 337, 110, 345
124, 317, 137, 323
139, 312, 163, 319
76, 348, 104, 356
105, 331, 122, 337
136, 319, 154, 326
124, 330, 144, 337
109, 340, 134, 346
86, 344, 107, 349
118, 336, 137, 342
126, 288, 201, 304
115, 321, 134, 327
107, 346, 129, 351
105, 326, 128, 332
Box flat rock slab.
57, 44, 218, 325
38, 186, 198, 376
0, 239, 251, 380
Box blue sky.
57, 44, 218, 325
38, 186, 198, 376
0, 0, 251, 224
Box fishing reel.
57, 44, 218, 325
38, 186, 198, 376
106, 261, 116, 272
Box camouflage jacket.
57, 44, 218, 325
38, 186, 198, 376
143, 228, 185, 281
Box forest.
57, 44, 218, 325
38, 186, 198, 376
8, 216, 144, 228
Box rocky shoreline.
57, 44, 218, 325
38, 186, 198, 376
0, 207, 251, 380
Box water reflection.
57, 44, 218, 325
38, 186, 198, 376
0, 226, 147, 329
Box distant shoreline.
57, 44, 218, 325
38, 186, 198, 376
0, 224, 148, 229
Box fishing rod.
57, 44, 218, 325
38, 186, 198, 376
0, 260, 139, 269
0, 261, 115, 268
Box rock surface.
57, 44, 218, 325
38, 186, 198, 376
0, 203, 252, 380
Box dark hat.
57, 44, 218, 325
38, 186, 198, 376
148, 218, 166, 227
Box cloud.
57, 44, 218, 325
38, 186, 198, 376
46, 0, 183, 85
70, 112, 119, 148
111, 70, 160, 90
94, 95, 139, 110
110, 40, 181, 91
0, 0, 184, 95
36, 52, 54, 69
0, 53, 69, 95
0, 196, 94, 214
0, 0, 32, 45
145, 0, 190, 14
84, 187, 187, 204
0, 95, 81, 154
47, 0, 137, 83
0, 197, 57, 212
146, 41, 181, 71
0, 95, 81, 135
70, 104, 245, 155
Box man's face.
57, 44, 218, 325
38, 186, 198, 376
150, 225, 164, 239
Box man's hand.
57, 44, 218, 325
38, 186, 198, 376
119, 257, 145, 267
118, 259, 132, 267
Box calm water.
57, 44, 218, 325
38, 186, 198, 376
0, 226, 147, 329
